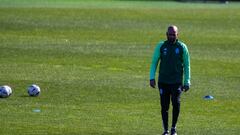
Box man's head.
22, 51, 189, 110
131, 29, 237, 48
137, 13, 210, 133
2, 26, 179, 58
166, 25, 178, 43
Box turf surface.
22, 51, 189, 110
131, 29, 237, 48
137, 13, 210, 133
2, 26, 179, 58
0, 0, 239, 134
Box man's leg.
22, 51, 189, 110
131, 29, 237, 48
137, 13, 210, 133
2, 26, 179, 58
171, 84, 182, 131
159, 83, 171, 132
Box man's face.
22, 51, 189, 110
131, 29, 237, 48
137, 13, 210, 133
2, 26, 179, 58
167, 27, 178, 43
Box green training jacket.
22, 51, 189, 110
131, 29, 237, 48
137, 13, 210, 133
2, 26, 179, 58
150, 40, 191, 86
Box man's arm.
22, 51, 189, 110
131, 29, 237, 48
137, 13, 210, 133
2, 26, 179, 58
149, 42, 163, 88
182, 43, 191, 87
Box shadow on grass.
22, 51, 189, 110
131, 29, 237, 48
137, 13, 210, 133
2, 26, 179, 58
19, 95, 39, 98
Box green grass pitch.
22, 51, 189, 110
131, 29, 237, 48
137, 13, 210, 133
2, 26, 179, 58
0, 0, 240, 134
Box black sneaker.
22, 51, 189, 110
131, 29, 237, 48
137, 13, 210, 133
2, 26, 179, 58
162, 131, 169, 135
170, 128, 177, 135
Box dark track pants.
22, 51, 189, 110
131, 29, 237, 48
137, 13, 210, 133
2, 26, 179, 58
158, 83, 182, 131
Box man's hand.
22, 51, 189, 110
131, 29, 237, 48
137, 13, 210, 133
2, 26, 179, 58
182, 85, 190, 92
150, 79, 156, 88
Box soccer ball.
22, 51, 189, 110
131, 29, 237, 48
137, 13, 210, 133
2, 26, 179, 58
28, 84, 40, 97
0, 85, 12, 98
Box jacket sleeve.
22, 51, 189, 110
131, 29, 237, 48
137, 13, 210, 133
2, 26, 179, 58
149, 42, 163, 80
182, 44, 191, 86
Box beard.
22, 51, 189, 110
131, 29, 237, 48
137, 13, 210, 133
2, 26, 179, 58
167, 37, 176, 43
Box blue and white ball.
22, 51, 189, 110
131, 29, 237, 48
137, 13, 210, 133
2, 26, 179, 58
0, 85, 12, 98
28, 84, 40, 97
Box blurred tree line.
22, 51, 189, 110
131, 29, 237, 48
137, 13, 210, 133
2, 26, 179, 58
119, 0, 239, 1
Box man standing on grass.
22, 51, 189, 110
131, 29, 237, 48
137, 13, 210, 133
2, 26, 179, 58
149, 25, 191, 135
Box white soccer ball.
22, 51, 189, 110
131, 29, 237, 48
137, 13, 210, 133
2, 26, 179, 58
28, 84, 40, 97
0, 85, 12, 98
